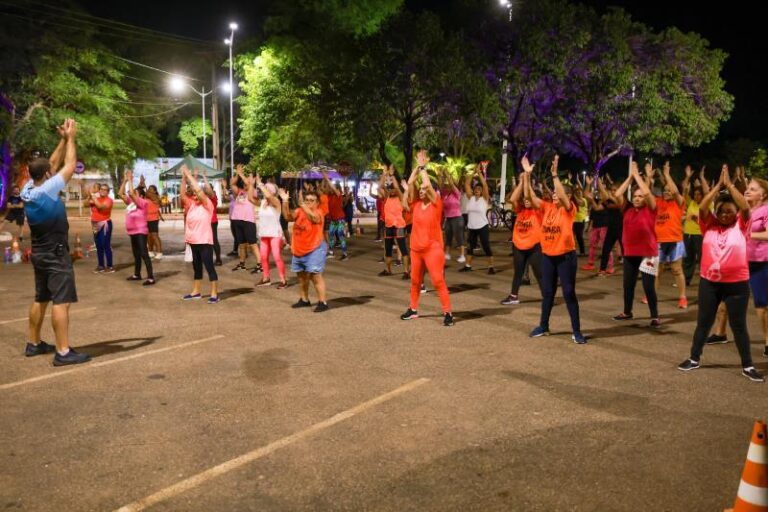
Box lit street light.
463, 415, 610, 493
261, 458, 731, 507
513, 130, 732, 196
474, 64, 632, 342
168, 76, 213, 160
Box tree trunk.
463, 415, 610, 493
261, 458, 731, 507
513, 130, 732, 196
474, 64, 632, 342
378, 139, 390, 166
403, 115, 414, 178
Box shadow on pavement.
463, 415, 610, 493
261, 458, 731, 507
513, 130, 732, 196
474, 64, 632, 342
448, 283, 490, 294
82, 336, 161, 358
327, 295, 375, 309
152, 270, 181, 280
454, 307, 510, 323
218, 287, 255, 301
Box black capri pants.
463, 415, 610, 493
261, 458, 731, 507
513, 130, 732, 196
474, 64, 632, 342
191, 244, 218, 281
384, 226, 409, 258
468, 225, 492, 256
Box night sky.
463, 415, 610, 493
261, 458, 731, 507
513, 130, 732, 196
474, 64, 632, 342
77, 0, 766, 144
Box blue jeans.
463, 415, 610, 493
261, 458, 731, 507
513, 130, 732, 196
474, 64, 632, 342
540, 251, 581, 334
94, 220, 113, 268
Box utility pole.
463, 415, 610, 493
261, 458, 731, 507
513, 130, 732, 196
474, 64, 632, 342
211, 64, 221, 170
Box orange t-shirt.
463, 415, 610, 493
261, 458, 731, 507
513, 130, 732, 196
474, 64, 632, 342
146, 199, 160, 221
291, 208, 325, 257
655, 198, 684, 242
384, 197, 406, 228
90, 197, 113, 222
410, 198, 443, 252
540, 201, 576, 256
319, 194, 329, 216
513, 206, 543, 250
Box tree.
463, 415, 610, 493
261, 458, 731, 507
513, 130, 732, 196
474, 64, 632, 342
178, 117, 213, 154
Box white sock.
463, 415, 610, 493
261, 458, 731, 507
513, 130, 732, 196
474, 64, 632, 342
57, 348, 70, 356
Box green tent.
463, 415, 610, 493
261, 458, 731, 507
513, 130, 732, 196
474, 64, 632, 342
159, 155, 226, 180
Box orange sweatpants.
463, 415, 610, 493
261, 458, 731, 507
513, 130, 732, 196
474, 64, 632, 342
410, 245, 452, 313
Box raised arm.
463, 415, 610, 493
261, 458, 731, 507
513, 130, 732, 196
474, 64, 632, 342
682, 165, 693, 201
632, 166, 655, 210
698, 165, 710, 195
180, 165, 188, 199
509, 172, 524, 206
256, 175, 281, 209
723, 165, 750, 223
613, 168, 634, 205
55, 119, 78, 183
182, 166, 210, 207
521, 156, 542, 209
476, 171, 490, 202
48, 122, 67, 172
464, 169, 473, 198
377, 168, 389, 200
549, 155, 572, 211
118, 172, 130, 204
126, 169, 140, 202
278, 188, 295, 222
662, 161, 684, 205
420, 167, 437, 204
698, 168, 724, 221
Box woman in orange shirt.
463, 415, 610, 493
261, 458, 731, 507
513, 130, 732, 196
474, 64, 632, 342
145, 185, 164, 260
655, 161, 688, 309
501, 169, 543, 305
400, 152, 454, 326
377, 164, 411, 278
523, 155, 584, 344
85, 182, 114, 273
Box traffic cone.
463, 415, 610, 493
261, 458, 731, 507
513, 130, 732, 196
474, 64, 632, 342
355, 219, 362, 236
10, 238, 22, 264
726, 420, 768, 512
71, 233, 84, 261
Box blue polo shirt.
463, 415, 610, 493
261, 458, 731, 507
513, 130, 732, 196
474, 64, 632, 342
20, 174, 69, 250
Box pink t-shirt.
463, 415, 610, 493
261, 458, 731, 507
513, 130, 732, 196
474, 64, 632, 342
748, 204, 768, 262
700, 214, 749, 283
230, 191, 255, 222
185, 197, 214, 245
125, 197, 149, 236
622, 205, 658, 257
441, 187, 461, 218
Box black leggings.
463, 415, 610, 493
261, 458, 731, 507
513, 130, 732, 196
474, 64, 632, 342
689, 279, 752, 367
129, 234, 153, 279
573, 222, 585, 255
191, 244, 218, 281
376, 218, 385, 240
622, 256, 658, 318
230, 220, 239, 253
468, 225, 492, 256
212, 222, 221, 262
512, 244, 543, 296
540, 251, 580, 333
385, 237, 408, 258
600, 226, 622, 271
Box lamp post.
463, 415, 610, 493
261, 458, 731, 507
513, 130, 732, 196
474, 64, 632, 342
169, 77, 213, 160
498, 1, 513, 205
225, 22, 238, 172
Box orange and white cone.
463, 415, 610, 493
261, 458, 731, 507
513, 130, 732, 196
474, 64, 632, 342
726, 420, 768, 512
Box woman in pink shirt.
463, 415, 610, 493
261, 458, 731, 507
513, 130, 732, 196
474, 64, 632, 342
180, 165, 218, 304
118, 170, 154, 286
678, 166, 763, 382
745, 177, 768, 356
438, 168, 466, 264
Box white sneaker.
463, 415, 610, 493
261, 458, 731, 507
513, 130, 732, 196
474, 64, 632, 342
457, 255, 466, 263
154, 253, 163, 260
149, 251, 156, 258
445, 252, 451, 261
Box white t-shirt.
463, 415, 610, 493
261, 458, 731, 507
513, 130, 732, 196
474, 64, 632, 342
257, 201, 283, 238
466, 196, 489, 230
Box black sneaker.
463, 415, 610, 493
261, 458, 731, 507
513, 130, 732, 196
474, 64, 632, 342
126, 275, 142, 281
215, 260, 223, 266
400, 308, 419, 320
743, 367, 765, 382
142, 279, 156, 286
443, 312, 455, 326
613, 312, 633, 321
458, 266, 472, 273
227, 251, 238, 257
314, 302, 329, 313
276, 281, 288, 290
340, 254, 349, 261
378, 270, 392, 277
250, 265, 263, 274
705, 334, 728, 345
232, 262, 246, 271
292, 299, 311, 309
677, 359, 700, 371
402, 272, 410, 280
25, 341, 56, 357
487, 267, 496, 275
53, 349, 91, 367
500, 294, 519, 305
93, 266, 105, 274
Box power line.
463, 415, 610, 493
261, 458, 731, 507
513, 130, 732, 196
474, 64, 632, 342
112, 56, 200, 82
109, 103, 194, 118
1, 0, 217, 46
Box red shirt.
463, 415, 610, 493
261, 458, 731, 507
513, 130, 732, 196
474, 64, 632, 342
210, 193, 219, 224
410, 198, 443, 251
655, 198, 684, 243
328, 194, 345, 220
90, 197, 113, 222
622, 205, 658, 257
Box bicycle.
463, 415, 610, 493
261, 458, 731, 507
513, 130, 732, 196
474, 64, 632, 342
486, 197, 515, 230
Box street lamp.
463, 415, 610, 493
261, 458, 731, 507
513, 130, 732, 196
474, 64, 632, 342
168, 76, 213, 160
225, 22, 237, 173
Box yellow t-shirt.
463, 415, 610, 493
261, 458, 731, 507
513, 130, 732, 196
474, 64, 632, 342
574, 197, 589, 223
683, 200, 701, 235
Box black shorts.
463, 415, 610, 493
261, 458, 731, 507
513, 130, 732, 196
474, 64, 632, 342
5, 213, 24, 226
385, 226, 406, 238
32, 244, 78, 305
148, 220, 159, 233
232, 220, 258, 245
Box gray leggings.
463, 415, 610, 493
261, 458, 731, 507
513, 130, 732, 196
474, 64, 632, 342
443, 216, 465, 248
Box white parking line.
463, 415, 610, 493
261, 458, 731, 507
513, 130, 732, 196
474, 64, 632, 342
0, 306, 98, 326
0, 334, 225, 391
114, 377, 431, 512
